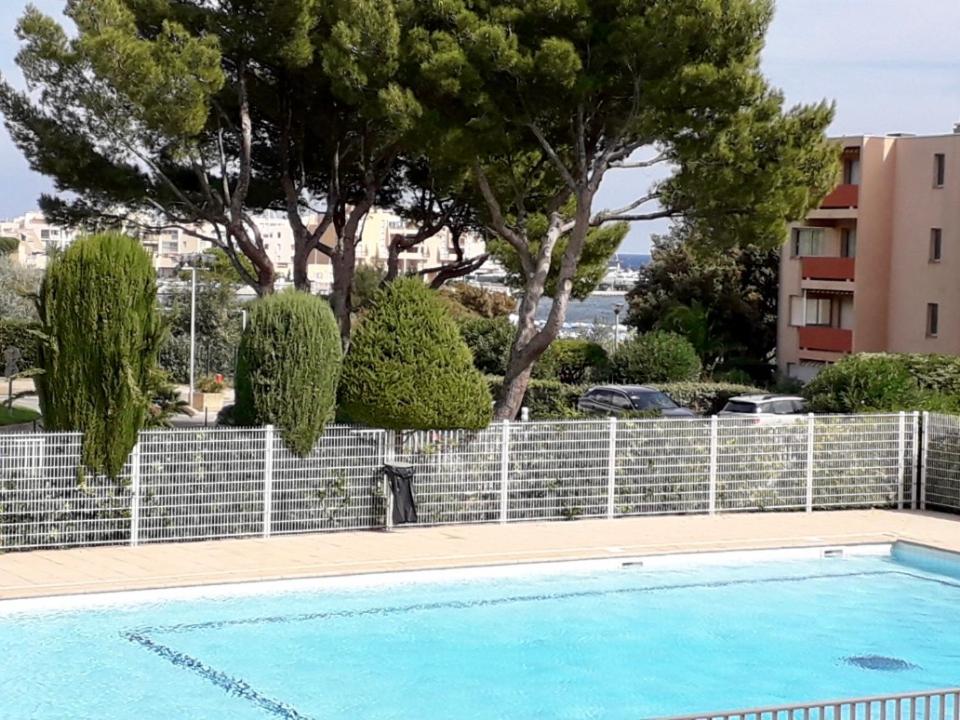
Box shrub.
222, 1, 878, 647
875, 353, 960, 396
234, 291, 342, 455
487, 376, 586, 420
534, 339, 609, 384
651, 382, 765, 415
36, 233, 164, 477
441, 282, 516, 318
607, 331, 701, 384
340, 278, 492, 430
0, 319, 41, 371
459, 316, 514, 375
196, 375, 225, 393
803, 355, 924, 413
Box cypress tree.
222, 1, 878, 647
37, 233, 164, 477
234, 291, 342, 455
340, 278, 493, 431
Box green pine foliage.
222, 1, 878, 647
234, 291, 342, 456
340, 278, 493, 430
607, 331, 702, 384
36, 233, 164, 478
534, 339, 609, 385
459, 316, 514, 376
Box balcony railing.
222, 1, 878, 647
820, 184, 859, 209
798, 326, 853, 353
801, 257, 856, 281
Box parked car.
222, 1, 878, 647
577, 385, 696, 418
718, 394, 808, 424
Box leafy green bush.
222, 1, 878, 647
607, 331, 702, 384
234, 291, 342, 455
876, 353, 960, 396
36, 233, 164, 477
0, 319, 41, 371
651, 382, 765, 415
803, 355, 924, 413
487, 376, 585, 420
0, 237, 18, 255
441, 283, 516, 318
340, 278, 492, 430
459, 316, 514, 375
534, 339, 609, 384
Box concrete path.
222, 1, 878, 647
1, 509, 958, 600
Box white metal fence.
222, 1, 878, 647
657, 687, 960, 720
922, 412, 960, 512
0, 413, 923, 552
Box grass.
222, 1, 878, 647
0, 404, 40, 426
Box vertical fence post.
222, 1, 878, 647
263, 424, 274, 538
383, 430, 396, 531
805, 414, 815, 512
896, 411, 906, 510
130, 441, 141, 547
920, 411, 930, 511
499, 420, 511, 523
910, 412, 920, 510
606, 416, 618, 519
708, 415, 719, 515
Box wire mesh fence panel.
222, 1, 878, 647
0, 432, 132, 550
272, 426, 386, 534
398, 426, 502, 525
137, 427, 266, 543
614, 418, 712, 516
506, 420, 610, 521
812, 414, 914, 509
925, 413, 960, 510
716, 418, 809, 511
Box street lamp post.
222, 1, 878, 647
613, 303, 624, 351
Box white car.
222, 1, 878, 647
718, 395, 808, 425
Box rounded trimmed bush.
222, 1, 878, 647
534, 339, 608, 384
803, 355, 923, 413
340, 278, 493, 430
37, 233, 164, 477
607, 331, 701, 384
234, 291, 342, 455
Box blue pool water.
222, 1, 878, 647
3, 547, 960, 720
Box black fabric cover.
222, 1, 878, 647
384, 463, 418, 525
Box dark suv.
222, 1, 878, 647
577, 385, 696, 418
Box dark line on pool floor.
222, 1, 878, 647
135, 570, 901, 635
124, 631, 315, 720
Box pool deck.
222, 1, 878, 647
1, 509, 959, 600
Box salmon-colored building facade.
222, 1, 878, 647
778, 130, 960, 382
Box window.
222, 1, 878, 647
934, 154, 946, 187
843, 157, 861, 185
792, 228, 825, 257
806, 297, 832, 326
841, 228, 857, 258
930, 228, 943, 262
629, 391, 678, 411
927, 303, 940, 337
610, 392, 632, 410
40, 229, 50, 239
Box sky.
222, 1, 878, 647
1, 1, 959, 254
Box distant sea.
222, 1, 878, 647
534, 252, 650, 326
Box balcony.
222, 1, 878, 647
820, 184, 859, 209
798, 326, 853, 353
801, 257, 855, 282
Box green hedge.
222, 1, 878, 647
459, 316, 513, 376
0, 319, 41, 371
533, 339, 608, 384
340, 278, 492, 430
234, 291, 342, 455
607, 331, 702, 384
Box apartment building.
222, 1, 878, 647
0, 211, 78, 269
778, 130, 960, 382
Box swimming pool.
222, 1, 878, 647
2, 544, 960, 720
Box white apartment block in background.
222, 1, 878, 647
0, 208, 486, 291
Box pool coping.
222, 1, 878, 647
1, 509, 959, 602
